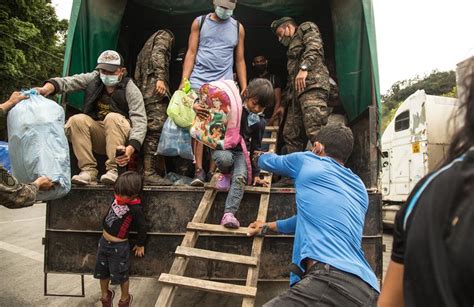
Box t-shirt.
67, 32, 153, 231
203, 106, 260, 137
259, 152, 379, 291
391, 150, 474, 307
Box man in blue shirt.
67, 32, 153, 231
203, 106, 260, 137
248, 124, 379, 306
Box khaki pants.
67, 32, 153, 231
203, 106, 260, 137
65, 113, 131, 176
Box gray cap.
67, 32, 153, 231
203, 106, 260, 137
96, 50, 124, 72
270, 17, 295, 34
214, 0, 237, 10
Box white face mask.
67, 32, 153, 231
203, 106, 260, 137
100, 73, 120, 86
215, 6, 233, 20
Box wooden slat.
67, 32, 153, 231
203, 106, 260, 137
264, 126, 279, 132
203, 183, 270, 194
187, 222, 250, 236
262, 138, 277, 144
175, 246, 258, 266
159, 274, 257, 297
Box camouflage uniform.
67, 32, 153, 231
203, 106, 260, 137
282, 22, 331, 153
134, 30, 174, 183
0, 109, 37, 208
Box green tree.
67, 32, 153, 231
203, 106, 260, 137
0, 0, 68, 100
381, 70, 457, 131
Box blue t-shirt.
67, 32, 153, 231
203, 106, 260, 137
259, 152, 379, 292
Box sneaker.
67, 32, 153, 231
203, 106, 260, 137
215, 173, 231, 191
100, 170, 118, 185
272, 177, 294, 188
71, 171, 96, 185
118, 294, 133, 307
220, 212, 240, 229
190, 168, 206, 186
100, 289, 115, 307
144, 174, 173, 186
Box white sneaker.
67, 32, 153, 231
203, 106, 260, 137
71, 171, 97, 185
100, 170, 118, 185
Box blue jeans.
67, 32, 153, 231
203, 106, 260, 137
212, 150, 247, 214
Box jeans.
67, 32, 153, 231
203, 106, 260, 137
212, 150, 248, 214
264, 262, 379, 307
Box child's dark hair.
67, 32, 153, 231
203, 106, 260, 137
247, 78, 275, 108
210, 123, 224, 132
114, 171, 143, 197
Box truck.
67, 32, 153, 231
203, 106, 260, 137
380, 90, 460, 227
45, 0, 383, 305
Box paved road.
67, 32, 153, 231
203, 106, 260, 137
0, 203, 392, 306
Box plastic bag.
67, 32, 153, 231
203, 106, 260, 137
7, 90, 71, 200
0, 141, 11, 173
167, 80, 197, 128
156, 118, 194, 160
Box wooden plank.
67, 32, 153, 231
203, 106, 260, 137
159, 274, 257, 297
262, 138, 277, 144
264, 126, 279, 132
187, 222, 250, 236
175, 246, 258, 266
203, 183, 270, 194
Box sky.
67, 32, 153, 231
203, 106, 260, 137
51, 0, 474, 94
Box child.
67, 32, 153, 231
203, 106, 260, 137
214, 78, 275, 228
93, 171, 147, 307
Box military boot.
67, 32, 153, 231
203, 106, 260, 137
143, 154, 172, 186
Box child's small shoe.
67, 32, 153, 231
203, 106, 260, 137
100, 289, 115, 307
215, 173, 231, 191
221, 212, 240, 229
118, 294, 133, 307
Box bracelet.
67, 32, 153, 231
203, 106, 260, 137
258, 223, 269, 236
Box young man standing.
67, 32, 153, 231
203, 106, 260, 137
248, 124, 379, 306
181, 0, 247, 185
270, 17, 331, 186
134, 29, 174, 185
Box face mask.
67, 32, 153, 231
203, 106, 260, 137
254, 64, 267, 74
279, 26, 293, 47
215, 6, 233, 20
100, 73, 121, 86
244, 104, 262, 126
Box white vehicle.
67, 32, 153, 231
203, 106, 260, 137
380, 90, 460, 227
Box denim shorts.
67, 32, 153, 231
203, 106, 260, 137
93, 236, 130, 285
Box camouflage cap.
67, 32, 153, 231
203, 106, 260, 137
270, 17, 295, 34
96, 50, 124, 72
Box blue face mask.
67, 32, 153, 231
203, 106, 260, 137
100, 73, 121, 86
215, 6, 233, 20
244, 105, 261, 126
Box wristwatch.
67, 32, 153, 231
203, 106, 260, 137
300, 64, 308, 71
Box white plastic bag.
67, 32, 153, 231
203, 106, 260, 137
7, 91, 71, 200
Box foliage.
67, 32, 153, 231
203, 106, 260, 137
0, 0, 68, 100
381, 70, 457, 131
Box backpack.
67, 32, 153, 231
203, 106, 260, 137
190, 80, 253, 184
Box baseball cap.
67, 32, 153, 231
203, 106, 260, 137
96, 50, 124, 72
214, 0, 237, 10
270, 17, 295, 34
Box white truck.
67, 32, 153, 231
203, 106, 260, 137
380, 90, 460, 227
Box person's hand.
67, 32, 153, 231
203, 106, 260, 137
132, 245, 145, 257
115, 145, 135, 167
155, 80, 166, 96
253, 176, 269, 187
247, 220, 267, 237
34, 82, 55, 96
295, 69, 308, 93
33, 176, 54, 191
240, 85, 247, 96
252, 150, 265, 165
269, 107, 284, 126
193, 103, 209, 120
8, 92, 28, 105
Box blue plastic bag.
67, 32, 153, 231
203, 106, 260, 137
156, 118, 194, 160
7, 90, 71, 200
0, 141, 11, 173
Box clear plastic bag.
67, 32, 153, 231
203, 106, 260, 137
7, 91, 71, 200
156, 118, 194, 160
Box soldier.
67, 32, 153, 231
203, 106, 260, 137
0, 92, 53, 209
134, 29, 175, 185
270, 17, 331, 186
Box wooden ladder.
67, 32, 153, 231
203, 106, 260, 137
155, 126, 279, 307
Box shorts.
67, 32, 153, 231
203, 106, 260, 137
93, 236, 130, 285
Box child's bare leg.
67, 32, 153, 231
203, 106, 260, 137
100, 278, 110, 299
120, 279, 130, 301
195, 142, 204, 170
